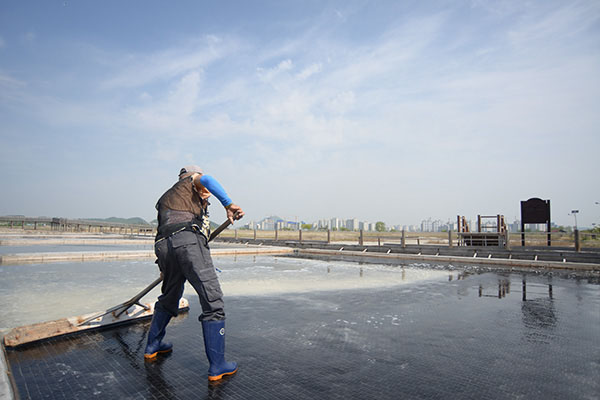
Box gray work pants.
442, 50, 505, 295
154, 230, 225, 321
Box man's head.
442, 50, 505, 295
179, 165, 203, 179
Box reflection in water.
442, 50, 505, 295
521, 297, 557, 340
206, 373, 236, 400
499, 279, 510, 298
520, 277, 554, 302
110, 328, 147, 371
450, 271, 471, 282
475, 274, 559, 344
477, 276, 557, 301
520, 275, 557, 343
478, 279, 510, 299
144, 352, 176, 399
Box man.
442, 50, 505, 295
144, 165, 244, 382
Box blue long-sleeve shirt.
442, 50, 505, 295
199, 175, 232, 207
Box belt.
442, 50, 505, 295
155, 222, 201, 244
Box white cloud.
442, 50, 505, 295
256, 59, 294, 82
165, 70, 203, 115
100, 36, 236, 89
296, 63, 322, 80
325, 91, 355, 114
127, 71, 204, 136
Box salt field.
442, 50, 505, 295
0, 244, 153, 254
3, 255, 599, 399
1, 243, 599, 399
0, 255, 451, 333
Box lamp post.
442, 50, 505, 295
570, 210, 580, 251
570, 210, 579, 230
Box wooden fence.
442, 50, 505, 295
0, 216, 156, 235
218, 228, 599, 251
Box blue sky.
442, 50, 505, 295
1, 0, 599, 228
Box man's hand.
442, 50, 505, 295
226, 204, 244, 224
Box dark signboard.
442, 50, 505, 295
521, 198, 550, 224
520, 198, 551, 246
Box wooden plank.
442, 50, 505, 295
3, 298, 189, 348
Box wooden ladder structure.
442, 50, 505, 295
457, 214, 508, 247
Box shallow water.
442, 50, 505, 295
0, 256, 451, 332
219, 256, 451, 295
1, 254, 599, 336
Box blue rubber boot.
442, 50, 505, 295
202, 320, 238, 381
144, 309, 173, 360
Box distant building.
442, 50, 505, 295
249, 215, 467, 233
420, 218, 447, 232
261, 217, 277, 230
439, 221, 457, 231
330, 218, 342, 230
421, 218, 432, 232
346, 218, 359, 231
510, 220, 519, 232
402, 225, 418, 232
322, 219, 331, 229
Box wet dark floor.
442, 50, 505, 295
5, 269, 600, 400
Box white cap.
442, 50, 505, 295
179, 165, 203, 177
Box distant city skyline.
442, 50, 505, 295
1, 1, 598, 228
244, 212, 591, 231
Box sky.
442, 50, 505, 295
0, 0, 599, 228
